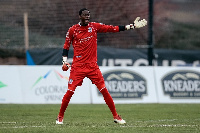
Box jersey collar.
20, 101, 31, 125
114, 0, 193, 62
78, 22, 90, 27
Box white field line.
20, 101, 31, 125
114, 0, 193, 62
135, 118, 200, 124
101, 119, 199, 128
0, 122, 17, 124
1, 124, 196, 129
135, 119, 178, 123
0, 126, 46, 129
120, 124, 198, 128
2, 124, 196, 129
124, 119, 199, 128
1, 119, 199, 129
0, 122, 45, 129
147, 124, 198, 127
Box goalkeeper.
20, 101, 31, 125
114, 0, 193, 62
56, 8, 147, 125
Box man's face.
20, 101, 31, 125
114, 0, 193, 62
79, 10, 90, 26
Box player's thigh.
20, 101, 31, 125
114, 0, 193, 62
68, 68, 85, 91
87, 68, 105, 86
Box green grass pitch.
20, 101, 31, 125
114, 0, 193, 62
0, 104, 200, 133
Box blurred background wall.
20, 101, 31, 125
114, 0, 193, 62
0, 0, 199, 65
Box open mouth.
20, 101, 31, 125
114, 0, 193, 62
85, 19, 89, 23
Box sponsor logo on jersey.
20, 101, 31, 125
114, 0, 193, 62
99, 69, 147, 98
162, 70, 200, 98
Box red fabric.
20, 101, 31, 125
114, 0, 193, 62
99, 87, 118, 117
63, 22, 119, 64
59, 90, 74, 117
68, 62, 105, 89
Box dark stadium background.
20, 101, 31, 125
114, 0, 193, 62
0, 0, 199, 65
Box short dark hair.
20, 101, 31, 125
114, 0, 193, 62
79, 8, 89, 15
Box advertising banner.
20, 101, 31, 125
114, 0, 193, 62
1, 66, 200, 104
0, 66, 23, 103
91, 67, 158, 104
18, 66, 91, 104
154, 67, 200, 103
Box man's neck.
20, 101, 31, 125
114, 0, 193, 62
80, 22, 88, 26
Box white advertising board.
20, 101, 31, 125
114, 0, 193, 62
1, 66, 200, 104
154, 67, 200, 103
0, 66, 23, 103
18, 66, 91, 104
91, 67, 158, 104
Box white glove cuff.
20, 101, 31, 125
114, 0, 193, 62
125, 24, 134, 30
125, 25, 130, 30
62, 57, 68, 64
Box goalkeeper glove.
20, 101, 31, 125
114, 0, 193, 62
125, 17, 147, 30
62, 57, 71, 71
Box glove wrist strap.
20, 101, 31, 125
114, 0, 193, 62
125, 24, 134, 30
62, 57, 68, 64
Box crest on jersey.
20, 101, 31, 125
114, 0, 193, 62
88, 27, 92, 33
69, 79, 73, 84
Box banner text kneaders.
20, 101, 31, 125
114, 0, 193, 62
162, 71, 200, 98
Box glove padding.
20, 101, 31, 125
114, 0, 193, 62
134, 17, 147, 28
62, 62, 71, 71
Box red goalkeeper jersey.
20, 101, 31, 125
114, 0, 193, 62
63, 22, 119, 64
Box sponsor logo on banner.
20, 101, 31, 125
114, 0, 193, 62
98, 69, 147, 98
162, 70, 200, 98
31, 69, 68, 102
0, 81, 7, 89
0, 81, 7, 101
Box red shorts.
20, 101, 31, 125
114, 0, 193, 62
68, 62, 105, 91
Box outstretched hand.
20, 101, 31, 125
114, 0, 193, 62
125, 17, 147, 30
134, 17, 147, 28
